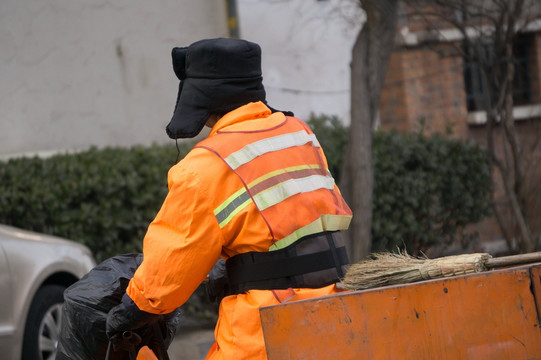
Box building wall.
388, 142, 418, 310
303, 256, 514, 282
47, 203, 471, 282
237, 0, 363, 124
0, 0, 228, 158
467, 117, 541, 250
380, 25, 541, 250
380, 44, 469, 137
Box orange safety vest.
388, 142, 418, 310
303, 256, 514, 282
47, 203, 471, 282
201, 106, 352, 359
126, 102, 352, 360
195, 111, 352, 251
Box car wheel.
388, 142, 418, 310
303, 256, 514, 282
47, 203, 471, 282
22, 284, 66, 360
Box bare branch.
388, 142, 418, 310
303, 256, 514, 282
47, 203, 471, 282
491, 198, 514, 250
525, 132, 541, 170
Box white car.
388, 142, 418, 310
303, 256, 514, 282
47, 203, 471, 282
0, 224, 95, 360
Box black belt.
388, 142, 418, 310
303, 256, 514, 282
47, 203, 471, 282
225, 231, 349, 295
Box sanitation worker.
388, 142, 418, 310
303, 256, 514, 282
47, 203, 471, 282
106, 38, 352, 359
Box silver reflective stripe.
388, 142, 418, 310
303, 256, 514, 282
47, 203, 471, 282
253, 174, 335, 211
224, 130, 320, 170
214, 191, 253, 227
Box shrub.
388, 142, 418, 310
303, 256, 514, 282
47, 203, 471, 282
0, 143, 189, 262
305, 113, 348, 183
307, 114, 492, 254
371, 130, 492, 253
0, 116, 492, 257
0, 142, 219, 324
0, 117, 492, 323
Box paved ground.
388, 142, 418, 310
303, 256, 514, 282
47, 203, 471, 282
167, 328, 215, 360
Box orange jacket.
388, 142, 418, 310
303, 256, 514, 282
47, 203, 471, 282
126, 102, 352, 359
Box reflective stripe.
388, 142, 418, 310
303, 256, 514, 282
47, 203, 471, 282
214, 165, 329, 228
269, 214, 352, 251
225, 131, 320, 170
253, 175, 335, 211
249, 164, 325, 189
214, 189, 253, 227
250, 167, 328, 196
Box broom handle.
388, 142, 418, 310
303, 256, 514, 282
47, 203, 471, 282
485, 251, 541, 269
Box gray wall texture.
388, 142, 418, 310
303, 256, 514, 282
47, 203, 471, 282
0, 0, 228, 158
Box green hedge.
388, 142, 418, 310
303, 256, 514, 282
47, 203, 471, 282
0, 143, 191, 262
0, 116, 492, 258
307, 114, 492, 253
0, 142, 220, 324
0, 117, 491, 323
305, 114, 349, 184
371, 131, 491, 252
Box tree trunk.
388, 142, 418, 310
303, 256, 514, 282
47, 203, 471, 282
341, 0, 398, 262
501, 42, 535, 252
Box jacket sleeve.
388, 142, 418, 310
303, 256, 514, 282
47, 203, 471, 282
126, 161, 224, 314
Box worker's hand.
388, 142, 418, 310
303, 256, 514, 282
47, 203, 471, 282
107, 331, 142, 352
105, 294, 160, 341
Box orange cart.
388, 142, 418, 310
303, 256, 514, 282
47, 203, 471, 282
260, 263, 541, 359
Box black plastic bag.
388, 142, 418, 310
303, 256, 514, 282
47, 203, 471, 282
56, 253, 181, 360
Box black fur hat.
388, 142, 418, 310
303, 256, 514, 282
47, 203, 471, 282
166, 38, 267, 139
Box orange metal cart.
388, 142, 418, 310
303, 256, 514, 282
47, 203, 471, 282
260, 263, 541, 359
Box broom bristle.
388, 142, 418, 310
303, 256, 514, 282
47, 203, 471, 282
340, 252, 493, 290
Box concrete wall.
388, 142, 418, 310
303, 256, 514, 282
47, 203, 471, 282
237, 0, 363, 124
0, 0, 228, 157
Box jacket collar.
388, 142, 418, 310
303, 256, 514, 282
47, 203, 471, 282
208, 102, 272, 137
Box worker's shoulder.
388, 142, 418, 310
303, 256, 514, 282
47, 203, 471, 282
169, 146, 230, 182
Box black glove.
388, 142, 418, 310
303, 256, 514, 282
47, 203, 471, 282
106, 293, 161, 342
207, 258, 230, 304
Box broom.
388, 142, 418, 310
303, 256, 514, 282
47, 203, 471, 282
340, 251, 541, 290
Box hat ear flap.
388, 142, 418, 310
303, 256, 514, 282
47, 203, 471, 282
172, 81, 184, 114
172, 47, 188, 80
166, 81, 188, 139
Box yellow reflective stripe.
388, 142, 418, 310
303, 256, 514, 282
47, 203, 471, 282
269, 214, 352, 251
253, 175, 335, 211
225, 131, 320, 170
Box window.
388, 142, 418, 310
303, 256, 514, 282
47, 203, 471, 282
463, 33, 534, 112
